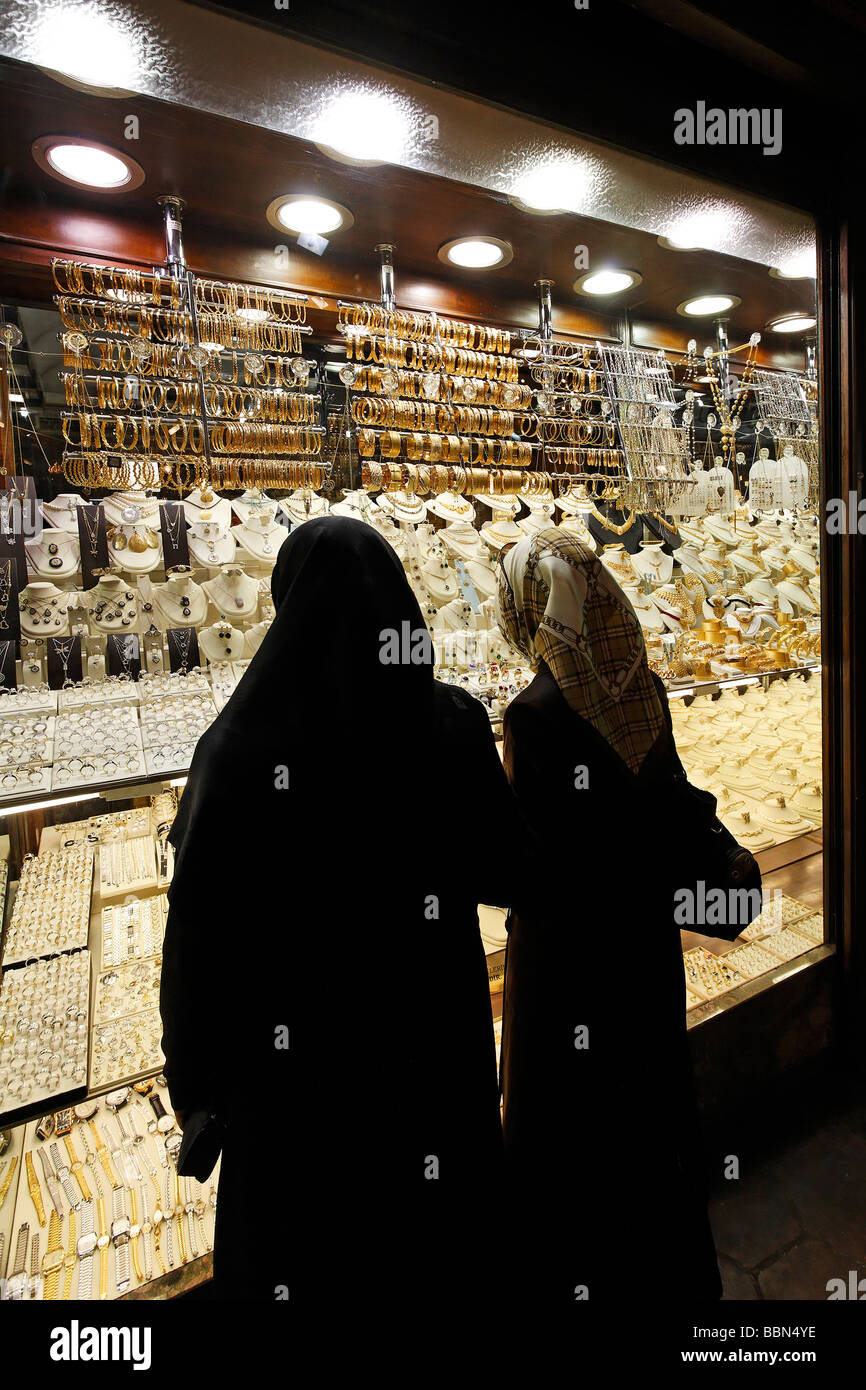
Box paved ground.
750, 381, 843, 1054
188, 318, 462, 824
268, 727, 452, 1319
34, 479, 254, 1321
710, 1084, 866, 1300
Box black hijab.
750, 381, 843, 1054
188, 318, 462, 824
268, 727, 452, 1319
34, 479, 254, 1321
168, 516, 433, 917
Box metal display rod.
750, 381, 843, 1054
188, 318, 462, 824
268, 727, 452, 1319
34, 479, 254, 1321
535, 279, 554, 341
375, 244, 397, 312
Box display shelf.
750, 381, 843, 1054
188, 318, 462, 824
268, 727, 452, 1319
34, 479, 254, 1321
665, 660, 820, 701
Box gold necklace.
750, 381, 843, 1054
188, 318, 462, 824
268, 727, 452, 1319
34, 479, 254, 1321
589, 502, 635, 536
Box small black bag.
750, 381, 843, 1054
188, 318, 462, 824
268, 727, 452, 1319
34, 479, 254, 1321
177, 1108, 227, 1183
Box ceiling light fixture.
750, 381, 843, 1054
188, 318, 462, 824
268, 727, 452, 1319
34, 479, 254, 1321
32, 136, 144, 191
266, 194, 354, 236
575, 268, 641, 296
511, 160, 588, 215
313, 89, 413, 167
677, 294, 741, 317
767, 313, 817, 333
437, 236, 513, 269
769, 250, 817, 280
29, 5, 141, 96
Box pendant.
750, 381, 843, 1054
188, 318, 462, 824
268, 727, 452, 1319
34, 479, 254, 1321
48, 543, 59, 556
49, 557, 63, 569
235, 598, 244, 608
113, 533, 128, 551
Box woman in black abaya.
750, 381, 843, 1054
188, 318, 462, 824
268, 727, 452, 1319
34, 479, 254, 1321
496, 528, 726, 1306
160, 517, 527, 1308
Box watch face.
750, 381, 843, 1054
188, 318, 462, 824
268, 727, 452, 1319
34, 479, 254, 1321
35, 1116, 55, 1141
73, 1100, 98, 1122
77, 1233, 98, 1258
164, 1133, 182, 1160
156, 1114, 175, 1134
105, 1088, 130, 1112
111, 1216, 131, 1240
53, 1109, 73, 1136
42, 1250, 64, 1274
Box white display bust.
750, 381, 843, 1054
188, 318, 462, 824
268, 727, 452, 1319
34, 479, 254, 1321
19, 582, 80, 636
151, 572, 208, 628
235, 509, 288, 564
198, 621, 248, 664
182, 486, 233, 531
203, 566, 260, 620
25, 529, 80, 579
188, 520, 237, 568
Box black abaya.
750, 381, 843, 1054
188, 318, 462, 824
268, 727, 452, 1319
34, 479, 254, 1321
500, 663, 722, 1306
159, 518, 529, 1308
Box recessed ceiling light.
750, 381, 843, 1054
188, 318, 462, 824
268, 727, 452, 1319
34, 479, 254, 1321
658, 211, 730, 252
511, 160, 588, 214
767, 313, 817, 333
32, 136, 144, 191
677, 294, 741, 317
312, 89, 413, 166
29, 6, 141, 95
266, 194, 354, 236
575, 268, 641, 296
437, 236, 513, 270
769, 250, 817, 280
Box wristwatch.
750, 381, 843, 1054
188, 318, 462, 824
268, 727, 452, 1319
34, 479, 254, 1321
162, 1169, 175, 1269
88, 1119, 120, 1188
128, 1186, 143, 1285
62, 1208, 77, 1299
38, 1147, 65, 1221
64, 1133, 93, 1203
172, 1167, 187, 1266
105, 1087, 131, 1112
35, 1114, 55, 1142
148, 1094, 176, 1135
7, 1223, 30, 1301
27, 1232, 42, 1300
0, 1155, 18, 1211
184, 1177, 199, 1260
110, 1186, 131, 1293
139, 1183, 154, 1284
41, 1211, 64, 1300
50, 1141, 82, 1212
80, 1138, 110, 1302
76, 1200, 97, 1301
25, 1151, 47, 1227
54, 1109, 74, 1137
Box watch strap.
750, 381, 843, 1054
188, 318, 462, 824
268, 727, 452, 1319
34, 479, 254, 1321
25, 1152, 47, 1226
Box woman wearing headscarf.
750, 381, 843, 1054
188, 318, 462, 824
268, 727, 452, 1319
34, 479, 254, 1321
160, 516, 529, 1308
496, 527, 744, 1306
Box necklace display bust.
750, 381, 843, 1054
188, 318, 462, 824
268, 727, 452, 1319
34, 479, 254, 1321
183, 486, 233, 531
103, 489, 160, 529
25, 528, 81, 580
202, 566, 260, 621
232, 488, 277, 525
86, 574, 139, 632
40, 493, 86, 533
188, 520, 237, 568
151, 573, 208, 628
198, 621, 248, 664
280, 490, 330, 527
106, 522, 162, 574
19, 582, 80, 636
235, 510, 288, 564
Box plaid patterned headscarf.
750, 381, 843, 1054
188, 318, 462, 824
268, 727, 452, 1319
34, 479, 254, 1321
496, 527, 666, 775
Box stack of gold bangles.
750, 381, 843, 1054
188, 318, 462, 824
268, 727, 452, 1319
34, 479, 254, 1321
338, 302, 510, 353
